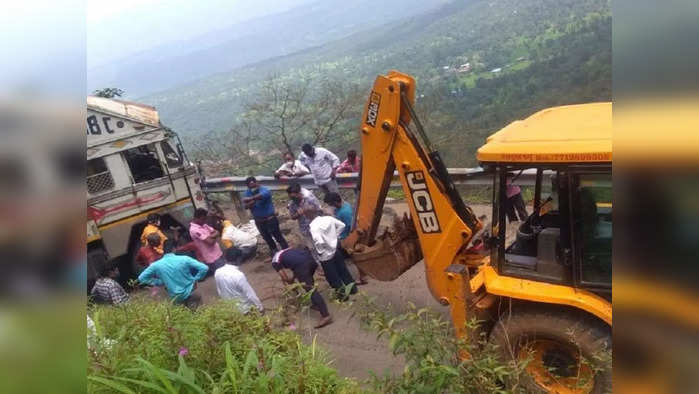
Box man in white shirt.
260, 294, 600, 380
298, 144, 341, 196
221, 220, 258, 263
215, 248, 264, 314
306, 210, 357, 300
275, 152, 310, 178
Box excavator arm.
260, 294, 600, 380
344, 71, 483, 337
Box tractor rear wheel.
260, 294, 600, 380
490, 308, 611, 394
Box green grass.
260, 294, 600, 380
88, 299, 359, 393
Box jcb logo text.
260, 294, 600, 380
406, 171, 441, 233
365, 91, 381, 127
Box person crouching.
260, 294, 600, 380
138, 239, 208, 309
272, 247, 332, 328
215, 248, 264, 314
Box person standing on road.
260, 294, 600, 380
141, 213, 167, 254
298, 144, 341, 196
215, 248, 264, 314
243, 177, 289, 254
90, 260, 129, 305
275, 152, 310, 178
324, 192, 369, 285
336, 150, 361, 173
272, 247, 332, 328
286, 183, 322, 250
138, 240, 208, 309
306, 210, 357, 300
189, 208, 226, 273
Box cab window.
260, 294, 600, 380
123, 144, 164, 184
574, 173, 612, 286
160, 140, 183, 168
87, 157, 114, 194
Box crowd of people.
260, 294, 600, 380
90, 144, 364, 329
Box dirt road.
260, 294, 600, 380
185, 202, 493, 381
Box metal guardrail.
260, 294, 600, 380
202, 168, 541, 194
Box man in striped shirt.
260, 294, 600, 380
90, 261, 129, 305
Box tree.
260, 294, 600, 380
189, 74, 363, 177
92, 88, 125, 98
243, 75, 362, 156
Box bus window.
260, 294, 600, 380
87, 157, 115, 194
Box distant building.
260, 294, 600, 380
457, 63, 471, 73
443, 66, 450, 70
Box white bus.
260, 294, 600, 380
87, 97, 205, 284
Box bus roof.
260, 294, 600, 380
477, 102, 611, 163
87, 96, 159, 126
87, 97, 167, 155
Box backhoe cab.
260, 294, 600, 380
347, 71, 611, 393
479, 102, 612, 299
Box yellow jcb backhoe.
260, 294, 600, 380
344, 71, 612, 393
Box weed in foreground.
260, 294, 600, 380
88, 298, 358, 393
348, 294, 529, 394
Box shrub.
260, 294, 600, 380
350, 295, 528, 394
88, 298, 358, 393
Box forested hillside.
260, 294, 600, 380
144, 0, 611, 174
88, 0, 446, 96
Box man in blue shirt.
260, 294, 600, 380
138, 240, 209, 308
324, 192, 369, 284
242, 176, 288, 254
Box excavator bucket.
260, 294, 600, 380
349, 214, 423, 281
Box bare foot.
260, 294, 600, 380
314, 315, 333, 329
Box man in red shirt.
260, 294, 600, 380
336, 150, 361, 173
135, 233, 163, 270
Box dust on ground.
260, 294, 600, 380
147, 202, 495, 382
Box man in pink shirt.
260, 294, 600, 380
336, 150, 361, 173
189, 208, 225, 274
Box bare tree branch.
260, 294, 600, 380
198, 74, 363, 176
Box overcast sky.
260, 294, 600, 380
0, 0, 85, 97
87, 0, 313, 69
